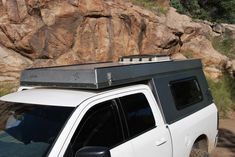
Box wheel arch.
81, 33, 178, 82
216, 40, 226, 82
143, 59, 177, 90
193, 134, 209, 152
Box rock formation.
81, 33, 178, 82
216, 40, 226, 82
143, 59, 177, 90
0, 0, 234, 84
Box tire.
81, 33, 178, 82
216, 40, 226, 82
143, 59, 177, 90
190, 148, 210, 157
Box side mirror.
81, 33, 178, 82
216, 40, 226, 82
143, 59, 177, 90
75, 146, 111, 157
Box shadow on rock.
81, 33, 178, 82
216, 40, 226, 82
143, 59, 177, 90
217, 128, 235, 154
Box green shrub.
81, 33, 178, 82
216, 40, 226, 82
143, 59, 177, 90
170, 0, 185, 13
170, 0, 235, 24
170, 0, 211, 20
130, 0, 167, 14
212, 34, 235, 59
207, 75, 235, 117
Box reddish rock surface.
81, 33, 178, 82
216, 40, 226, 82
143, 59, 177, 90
0, 0, 234, 83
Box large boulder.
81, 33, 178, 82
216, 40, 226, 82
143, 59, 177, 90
0, 44, 32, 82
222, 24, 235, 39
179, 35, 229, 80
180, 35, 228, 67
163, 7, 233, 80
0, 0, 233, 83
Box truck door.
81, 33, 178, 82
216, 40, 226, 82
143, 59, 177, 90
63, 100, 134, 157
118, 93, 172, 157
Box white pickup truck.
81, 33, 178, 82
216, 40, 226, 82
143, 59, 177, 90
0, 56, 218, 157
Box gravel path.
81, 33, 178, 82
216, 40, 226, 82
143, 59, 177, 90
211, 112, 235, 157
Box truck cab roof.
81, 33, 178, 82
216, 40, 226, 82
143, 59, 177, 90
0, 88, 98, 107
0, 84, 152, 107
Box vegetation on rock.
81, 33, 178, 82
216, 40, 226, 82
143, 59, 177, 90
212, 34, 235, 59
130, 0, 167, 14
170, 0, 235, 24
207, 75, 235, 117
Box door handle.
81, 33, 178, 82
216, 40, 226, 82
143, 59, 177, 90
155, 138, 167, 146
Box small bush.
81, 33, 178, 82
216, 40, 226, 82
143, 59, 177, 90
207, 75, 235, 117
170, 0, 185, 13
170, 0, 211, 20
212, 34, 235, 59
170, 0, 235, 24
130, 0, 167, 14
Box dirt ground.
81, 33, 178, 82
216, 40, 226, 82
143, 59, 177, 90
211, 112, 235, 157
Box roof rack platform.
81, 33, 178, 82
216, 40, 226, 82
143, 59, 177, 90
20, 59, 202, 89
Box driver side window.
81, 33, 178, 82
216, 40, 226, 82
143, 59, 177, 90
64, 100, 124, 157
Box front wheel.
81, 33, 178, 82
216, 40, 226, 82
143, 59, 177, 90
190, 148, 210, 157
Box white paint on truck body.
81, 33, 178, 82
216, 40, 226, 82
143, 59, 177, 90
0, 85, 218, 157
168, 103, 218, 157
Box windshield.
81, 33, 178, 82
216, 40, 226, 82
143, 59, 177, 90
0, 101, 74, 157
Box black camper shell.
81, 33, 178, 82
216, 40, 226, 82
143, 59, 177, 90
20, 58, 213, 124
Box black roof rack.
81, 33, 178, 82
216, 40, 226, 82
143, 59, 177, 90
20, 59, 202, 89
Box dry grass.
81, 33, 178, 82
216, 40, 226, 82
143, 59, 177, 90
130, 0, 167, 14
207, 75, 235, 117
0, 82, 17, 97
212, 34, 235, 59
